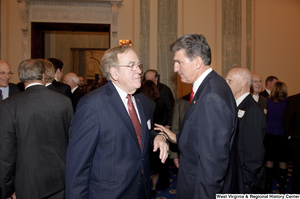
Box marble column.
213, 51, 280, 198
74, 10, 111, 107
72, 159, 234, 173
222, 0, 252, 77
157, 0, 177, 98
139, 0, 150, 71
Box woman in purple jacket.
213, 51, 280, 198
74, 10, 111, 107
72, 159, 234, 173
265, 81, 288, 194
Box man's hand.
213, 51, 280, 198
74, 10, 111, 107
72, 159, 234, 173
154, 123, 177, 143
153, 135, 169, 164
7, 192, 16, 199
173, 158, 179, 168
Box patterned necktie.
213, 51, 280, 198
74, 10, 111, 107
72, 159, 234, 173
190, 90, 194, 103
127, 94, 142, 148
0, 89, 3, 101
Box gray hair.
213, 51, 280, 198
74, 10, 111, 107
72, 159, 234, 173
18, 59, 44, 83
170, 34, 211, 65
100, 45, 133, 81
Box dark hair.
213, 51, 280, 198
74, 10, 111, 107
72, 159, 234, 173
140, 80, 161, 100
265, 76, 278, 87
48, 58, 64, 72
18, 59, 44, 83
170, 34, 211, 65
270, 81, 287, 103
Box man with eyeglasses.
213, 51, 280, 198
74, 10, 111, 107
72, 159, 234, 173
0, 60, 21, 101
251, 73, 267, 114
65, 45, 169, 199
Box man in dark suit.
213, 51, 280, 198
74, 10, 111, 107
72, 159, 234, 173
283, 93, 300, 193
0, 60, 21, 100
169, 93, 190, 168
37, 58, 62, 93
48, 58, 72, 99
144, 69, 175, 129
226, 68, 266, 193
251, 73, 267, 114
259, 76, 278, 98
0, 59, 74, 199
63, 72, 85, 111
155, 34, 240, 198
65, 45, 169, 199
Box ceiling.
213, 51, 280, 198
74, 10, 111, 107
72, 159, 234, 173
26, 0, 123, 5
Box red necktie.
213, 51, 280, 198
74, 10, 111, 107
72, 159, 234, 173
127, 94, 142, 148
190, 90, 194, 103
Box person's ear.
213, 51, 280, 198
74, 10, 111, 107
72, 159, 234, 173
194, 56, 203, 69
110, 67, 118, 81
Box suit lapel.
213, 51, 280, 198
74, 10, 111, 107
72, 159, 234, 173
107, 82, 141, 151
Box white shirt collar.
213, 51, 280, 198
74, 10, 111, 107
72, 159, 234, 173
192, 68, 213, 94
71, 86, 78, 93
266, 89, 271, 95
236, 92, 250, 107
25, 83, 44, 90
112, 82, 140, 121
252, 93, 259, 102
0, 86, 9, 99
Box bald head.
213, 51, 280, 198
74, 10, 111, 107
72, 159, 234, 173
0, 60, 12, 88
226, 68, 252, 99
63, 73, 79, 90
251, 73, 263, 95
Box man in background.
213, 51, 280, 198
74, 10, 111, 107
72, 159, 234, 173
78, 75, 88, 94
169, 93, 190, 169
64, 72, 85, 111
37, 58, 61, 93
260, 76, 278, 98
0, 60, 21, 100
226, 68, 266, 193
0, 59, 73, 199
251, 73, 267, 113
48, 58, 72, 99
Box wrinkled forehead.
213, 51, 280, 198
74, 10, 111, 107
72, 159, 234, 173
117, 49, 139, 63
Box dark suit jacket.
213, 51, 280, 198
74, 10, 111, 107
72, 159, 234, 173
157, 82, 175, 127
237, 94, 266, 192
176, 70, 240, 198
169, 93, 190, 159
72, 87, 85, 111
65, 81, 155, 199
52, 79, 72, 99
257, 95, 268, 114
8, 83, 21, 97
0, 85, 73, 199
46, 83, 63, 93
259, 89, 269, 98
283, 93, 300, 140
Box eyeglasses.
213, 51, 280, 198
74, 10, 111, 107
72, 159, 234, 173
118, 63, 143, 71
0, 71, 13, 77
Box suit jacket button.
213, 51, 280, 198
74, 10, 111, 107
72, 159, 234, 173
138, 182, 141, 186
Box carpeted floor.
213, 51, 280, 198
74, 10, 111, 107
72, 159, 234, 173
154, 162, 293, 198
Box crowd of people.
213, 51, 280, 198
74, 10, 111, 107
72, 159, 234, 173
0, 33, 299, 199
